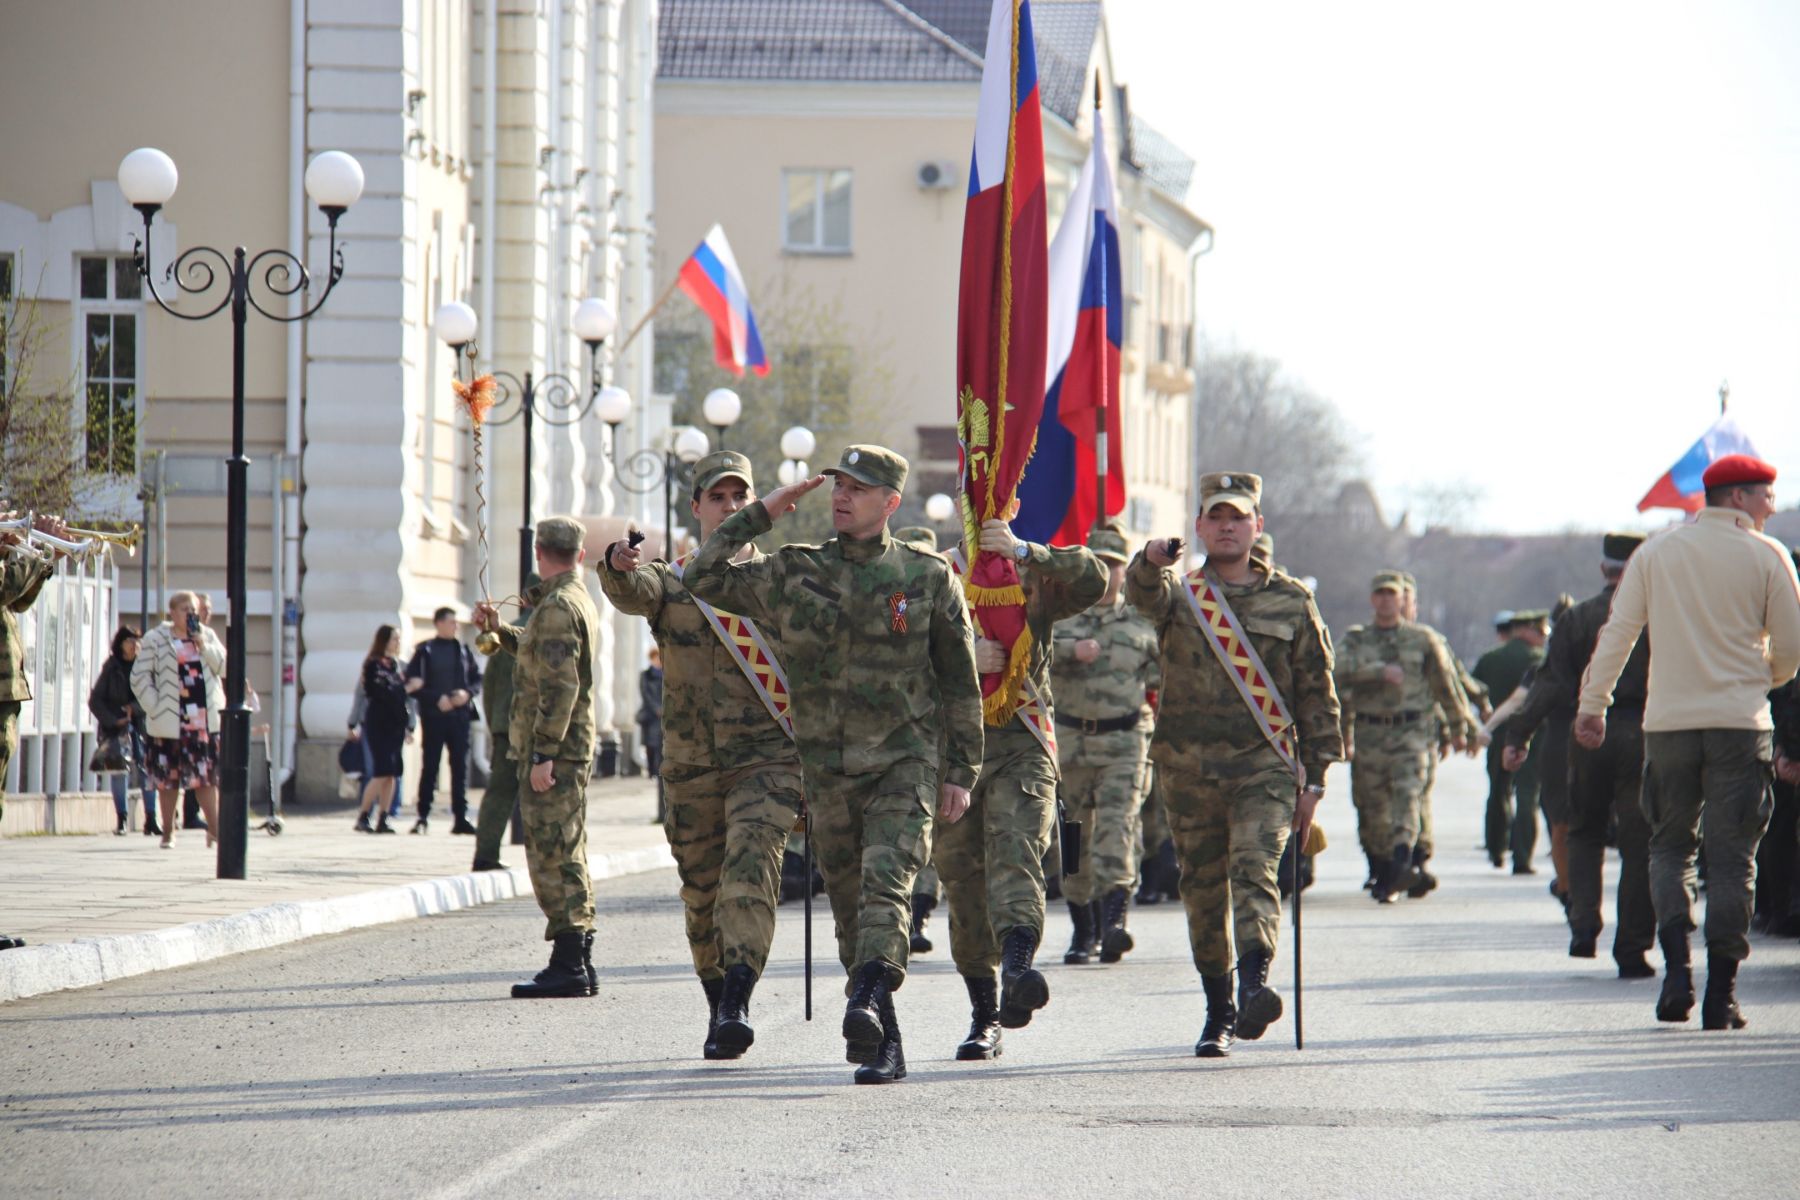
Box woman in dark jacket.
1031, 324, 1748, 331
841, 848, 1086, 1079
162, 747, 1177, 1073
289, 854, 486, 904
89, 625, 156, 836
354, 625, 410, 833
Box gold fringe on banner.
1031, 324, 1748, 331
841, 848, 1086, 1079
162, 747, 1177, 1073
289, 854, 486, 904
981, 626, 1034, 726
964, 582, 1025, 606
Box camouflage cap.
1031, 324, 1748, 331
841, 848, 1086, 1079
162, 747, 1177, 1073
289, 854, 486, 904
894, 525, 938, 549
823, 444, 908, 492
1601, 531, 1646, 565
693, 450, 753, 495
1087, 525, 1130, 563
1511, 608, 1549, 626
1198, 471, 1262, 516
534, 515, 586, 555
1371, 570, 1406, 594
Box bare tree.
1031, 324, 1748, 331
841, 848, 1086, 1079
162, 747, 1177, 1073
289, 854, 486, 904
0, 285, 80, 514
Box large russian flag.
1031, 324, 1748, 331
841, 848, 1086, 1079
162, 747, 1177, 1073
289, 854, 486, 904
955, 0, 1049, 725
1015, 93, 1123, 546
676, 224, 769, 377
1637, 412, 1760, 513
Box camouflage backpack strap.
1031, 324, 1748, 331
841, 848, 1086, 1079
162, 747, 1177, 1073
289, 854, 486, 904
948, 544, 1058, 767
1179, 567, 1303, 785
671, 554, 795, 741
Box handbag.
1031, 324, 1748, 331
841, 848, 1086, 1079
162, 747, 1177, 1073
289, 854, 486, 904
89, 731, 131, 773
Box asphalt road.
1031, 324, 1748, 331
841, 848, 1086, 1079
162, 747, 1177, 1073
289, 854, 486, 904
5, 758, 1800, 1198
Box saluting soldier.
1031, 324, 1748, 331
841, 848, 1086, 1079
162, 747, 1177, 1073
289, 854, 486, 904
0, 515, 64, 953
1129, 472, 1343, 1058
473, 517, 602, 1000
933, 513, 1103, 1060
600, 451, 805, 1060
1335, 572, 1476, 903
685, 445, 983, 1085
1051, 522, 1160, 966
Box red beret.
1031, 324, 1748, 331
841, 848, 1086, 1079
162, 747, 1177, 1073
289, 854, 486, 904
1702, 453, 1777, 489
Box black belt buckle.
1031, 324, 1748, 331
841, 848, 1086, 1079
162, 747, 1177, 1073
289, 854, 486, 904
1081, 717, 1102, 736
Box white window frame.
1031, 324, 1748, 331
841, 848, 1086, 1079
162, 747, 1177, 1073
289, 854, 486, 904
72, 253, 145, 480
781, 168, 853, 255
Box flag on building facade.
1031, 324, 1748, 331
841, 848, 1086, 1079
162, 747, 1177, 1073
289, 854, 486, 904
676, 224, 770, 377
955, 0, 1049, 725
1015, 89, 1123, 546
1637, 411, 1761, 513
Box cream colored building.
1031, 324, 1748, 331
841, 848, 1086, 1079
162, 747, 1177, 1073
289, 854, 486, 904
654, 0, 1211, 539
0, 0, 658, 805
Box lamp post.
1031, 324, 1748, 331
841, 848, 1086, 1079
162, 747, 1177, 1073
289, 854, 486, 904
119, 146, 363, 881
777, 425, 816, 487
433, 298, 617, 593
603, 398, 768, 561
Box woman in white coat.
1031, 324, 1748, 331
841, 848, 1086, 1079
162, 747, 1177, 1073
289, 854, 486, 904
131, 591, 226, 848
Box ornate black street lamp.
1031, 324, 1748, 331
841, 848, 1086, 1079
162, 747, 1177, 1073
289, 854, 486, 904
119, 146, 364, 881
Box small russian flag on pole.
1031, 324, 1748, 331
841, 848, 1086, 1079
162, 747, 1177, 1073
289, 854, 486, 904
676, 224, 770, 377
1637, 410, 1761, 514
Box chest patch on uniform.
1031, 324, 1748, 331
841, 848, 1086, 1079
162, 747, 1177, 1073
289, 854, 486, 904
890, 592, 908, 633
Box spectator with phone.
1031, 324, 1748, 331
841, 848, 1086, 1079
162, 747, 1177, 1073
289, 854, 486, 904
131, 592, 226, 849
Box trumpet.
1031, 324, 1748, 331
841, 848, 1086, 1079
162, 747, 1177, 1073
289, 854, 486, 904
0, 518, 143, 562
61, 524, 143, 557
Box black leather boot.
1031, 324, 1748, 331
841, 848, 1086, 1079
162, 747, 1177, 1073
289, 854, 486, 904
1386, 841, 1417, 896
1135, 856, 1163, 905
1363, 851, 1379, 890
1153, 838, 1180, 899
843, 961, 891, 1064
853, 992, 907, 1084
956, 975, 1003, 1060
1702, 954, 1747, 1030
510, 931, 591, 998
1234, 949, 1284, 1041
1656, 925, 1694, 1022
1064, 899, 1098, 965
1406, 845, 1437, 898
1615, 950, 1656, 980
998, 926, 1049, 1028
1369, 855, 1395, 904
714, 964, 758, 1054
1195, 974, 1236, 1058
1099, 886, 1134, 963
701, 977, 731, 1060
909, 894, 935, 954
581, 931, 598, 996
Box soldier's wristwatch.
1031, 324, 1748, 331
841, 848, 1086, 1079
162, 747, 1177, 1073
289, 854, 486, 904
1302, 784, 1325, 796
531, 752, 554, 767
1013, 541, 1031, 562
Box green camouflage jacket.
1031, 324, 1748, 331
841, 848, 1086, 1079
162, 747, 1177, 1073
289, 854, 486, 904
1051, 594, 1160, 767
685, 502, 985, 790
0, 556, 53, 703
598, 546, 799, 771
984, 542, 1107, 762
1127, 553, 1344, 784
493, 569, 600, 763
480, 644, 514, 736
1334, 619, 1475, 740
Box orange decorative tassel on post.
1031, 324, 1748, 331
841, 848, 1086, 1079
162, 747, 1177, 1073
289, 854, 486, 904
453, 374, 499, 602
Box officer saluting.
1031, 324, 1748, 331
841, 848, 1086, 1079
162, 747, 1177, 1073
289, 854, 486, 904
685, 445, 984, 1084
1128, 472, 1343, 1058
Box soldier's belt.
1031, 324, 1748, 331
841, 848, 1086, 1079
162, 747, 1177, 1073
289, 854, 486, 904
1354, 710, 1424, 727
1054, 711, 1142, 735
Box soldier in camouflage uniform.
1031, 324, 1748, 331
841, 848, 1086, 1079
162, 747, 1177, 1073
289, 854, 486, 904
0, 521, 58, 952
934, 515, 1103, 1059
686, 445, 983, 1085
472, 574, 537, 873
1335, 572, 1477, 903
1051, 523, 1159, 966
1399, 571, 1487, 897
893, 526, 946, 957
473, 517, 602, 1000
600, 451, 805, 1060
1129, 472, 1343, 1058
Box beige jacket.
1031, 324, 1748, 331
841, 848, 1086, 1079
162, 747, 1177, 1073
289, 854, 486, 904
1579, 508, 1800, 732
131, 622, 228, 740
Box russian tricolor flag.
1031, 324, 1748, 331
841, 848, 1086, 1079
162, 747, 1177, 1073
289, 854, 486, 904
1015, 94, 1124, 546
1637, 411, 1761, 513
676, 224, 769, 377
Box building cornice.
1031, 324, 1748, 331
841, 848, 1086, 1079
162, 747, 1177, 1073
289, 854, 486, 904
1119, 174, 1210, 249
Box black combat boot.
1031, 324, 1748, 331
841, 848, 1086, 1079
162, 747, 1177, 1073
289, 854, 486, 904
472, 857, 507, 871
581, 931, 598, 996
956, 975, 1003, 1060
779, 848, 810, 903
1063, 899, 1098, 965
1234, 950, 1284, 1041
998, 927, 1049, 1028
853, 992, 907, 1084
1369, 855, 1395, 904
1406, 845, 1437, 898
701, 977, 730, 1060
1701, 954, 1748, 1030
714, 964, 758, 1055
1136, 856, 1162, 905
1615, 950, 1656, 980
1099, 887, 1135, 964
1195, 974, 1236, 1058
1656, 925, 1695, 1023
1386, 841, 1417, 897
1153, 838, 1180, 899
909, 894, 935, 954
1363, 851, 1379, 891
1569, 931, 1599, 959
510, 931, 591, 999
843, 961, 891, 1064
0, 935, 25, 951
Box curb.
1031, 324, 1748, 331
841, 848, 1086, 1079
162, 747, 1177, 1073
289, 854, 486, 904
0, 844, 675, 1005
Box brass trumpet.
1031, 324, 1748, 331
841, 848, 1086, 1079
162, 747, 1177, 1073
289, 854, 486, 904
62, 524, 143, 557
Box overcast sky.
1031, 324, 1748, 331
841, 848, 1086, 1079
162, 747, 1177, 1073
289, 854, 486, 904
1107, 0, 1800, 533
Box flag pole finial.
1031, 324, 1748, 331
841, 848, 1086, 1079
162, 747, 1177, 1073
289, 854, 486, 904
1719, 379, 1729, 413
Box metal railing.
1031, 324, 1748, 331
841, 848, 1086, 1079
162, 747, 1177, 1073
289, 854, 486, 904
7, 555, 120, 797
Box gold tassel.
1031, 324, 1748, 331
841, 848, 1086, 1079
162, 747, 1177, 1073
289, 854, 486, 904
981, 626, 1034, 727
965, 582, 1026, 606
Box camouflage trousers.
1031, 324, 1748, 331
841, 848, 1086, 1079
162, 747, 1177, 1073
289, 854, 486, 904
1418, 734, 1439, 859
935, 741, 1057, 978
1163, 758, 1296, 977
912, 863, 940, 901
1059, 753, 1147, 904
661, 757, 804, 979
805, 758, 936, 988
0, 700, 16, 820
1139, 766, 1169, 861
1351, 720, 1433, 857
473, 732, 519, 866
521, 756, 595, 940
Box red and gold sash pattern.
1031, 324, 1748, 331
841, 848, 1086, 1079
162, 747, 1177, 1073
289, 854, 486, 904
1179, 568, 1303, 783
673, 556, 795, 741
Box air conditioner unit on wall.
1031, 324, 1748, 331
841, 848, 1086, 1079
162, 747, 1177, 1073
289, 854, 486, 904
916, 160, 957, 191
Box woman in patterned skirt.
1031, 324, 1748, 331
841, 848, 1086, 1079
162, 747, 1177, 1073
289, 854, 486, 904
130, 591, 225, 849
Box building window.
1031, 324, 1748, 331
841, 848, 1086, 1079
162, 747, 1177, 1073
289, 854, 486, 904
77, 255, 142, 477
783, 169, 852, 254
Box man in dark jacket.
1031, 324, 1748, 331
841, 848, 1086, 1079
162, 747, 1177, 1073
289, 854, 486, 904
406, 607, 482, 834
